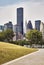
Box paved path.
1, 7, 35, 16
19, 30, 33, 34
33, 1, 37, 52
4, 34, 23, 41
2, 49, 44, 65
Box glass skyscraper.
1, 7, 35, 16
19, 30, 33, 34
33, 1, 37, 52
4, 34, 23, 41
27, 20, 33, 30
17, 7, 23, 35
35, 20, 41, 31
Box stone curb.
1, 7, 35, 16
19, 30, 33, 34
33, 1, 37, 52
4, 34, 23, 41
2, 50, 39, 65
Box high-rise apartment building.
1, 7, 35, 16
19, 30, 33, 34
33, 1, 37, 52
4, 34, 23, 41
35, 20, 41, 31
17, 7, 23, 35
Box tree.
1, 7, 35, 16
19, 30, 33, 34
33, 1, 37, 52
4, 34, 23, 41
0, 32, 5, 41
4, 29, 14, 42
26, 30, 42, 46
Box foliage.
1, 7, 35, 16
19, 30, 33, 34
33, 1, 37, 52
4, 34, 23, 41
0, 29, 14, 42
4, 29, 14, 42
10, 40, 30, 46
0, 42, 37, 64
26, 30, 42, 45
0, 32, 5, 41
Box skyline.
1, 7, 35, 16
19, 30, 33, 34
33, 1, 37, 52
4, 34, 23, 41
0, 0, 44, 28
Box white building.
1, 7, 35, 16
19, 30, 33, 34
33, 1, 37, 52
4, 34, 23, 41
13, 25, 17, 33
40, 22, 44, 40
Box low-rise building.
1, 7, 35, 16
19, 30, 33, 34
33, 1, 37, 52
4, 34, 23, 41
4, 21, 13, 31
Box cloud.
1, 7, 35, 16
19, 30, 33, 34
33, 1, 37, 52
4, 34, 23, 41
32, 0, 44, 2
0, 0, 44, 6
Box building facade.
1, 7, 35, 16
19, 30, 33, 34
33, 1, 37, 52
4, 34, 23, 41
13, 25, 17, 33
35, 20, 41, 31
4, 21, 13, 31
13, 24, 23, 40
0, 25, 4, 32
27, 20, 33, 30
40, 22, 44, 40
17, 7, 23, 35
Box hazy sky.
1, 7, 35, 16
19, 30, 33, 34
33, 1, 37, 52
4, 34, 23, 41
0, 0, 44, 29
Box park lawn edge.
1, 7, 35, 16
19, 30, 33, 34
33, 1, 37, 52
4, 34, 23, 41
0, 42, 38, 64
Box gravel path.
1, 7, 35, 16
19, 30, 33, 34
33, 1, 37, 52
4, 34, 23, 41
2, 49, 44, 65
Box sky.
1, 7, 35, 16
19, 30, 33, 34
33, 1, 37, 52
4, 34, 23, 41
0, 0, 44, 29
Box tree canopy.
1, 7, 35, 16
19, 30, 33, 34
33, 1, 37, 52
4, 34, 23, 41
0, 29, 14, 42
26, 30, 42, 45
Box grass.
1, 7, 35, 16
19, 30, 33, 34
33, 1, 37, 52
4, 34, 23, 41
0, 42, 38, 65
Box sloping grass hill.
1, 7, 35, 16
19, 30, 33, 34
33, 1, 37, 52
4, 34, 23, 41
0, 42, 37, 64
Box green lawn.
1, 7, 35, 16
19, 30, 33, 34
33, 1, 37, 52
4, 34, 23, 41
0, 42, 37, 64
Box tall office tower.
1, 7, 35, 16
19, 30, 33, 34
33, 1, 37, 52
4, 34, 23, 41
35, 20, 41, 31
27, 20, 33, 30
17, 7, 23, 35
4, 21, 13, 31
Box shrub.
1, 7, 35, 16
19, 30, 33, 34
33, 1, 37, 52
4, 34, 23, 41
10, 40, 30, 46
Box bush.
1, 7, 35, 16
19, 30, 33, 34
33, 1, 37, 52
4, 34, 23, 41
10, 40, 30, 46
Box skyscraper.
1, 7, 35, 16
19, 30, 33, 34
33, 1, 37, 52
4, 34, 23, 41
17, 7, 23, 35
27, 20, 33, 30
35, 20, 41, 31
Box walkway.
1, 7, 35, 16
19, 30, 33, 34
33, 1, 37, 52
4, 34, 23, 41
2, 49, 44, 65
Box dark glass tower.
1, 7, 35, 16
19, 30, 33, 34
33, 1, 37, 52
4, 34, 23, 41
17, 7, 23, 34
35, 20, 41, 31
27, 20, 33, 30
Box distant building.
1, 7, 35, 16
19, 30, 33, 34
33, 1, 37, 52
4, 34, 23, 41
35, 20, 41, 31
40, 22, 44, 40
13, 24, 23, 40
13, 25, 17, 33
25, 20, 27, 33
17, 7, 23, 35
4, 21, 13, 31
0, 25, 4, 32
16, 24, 23, 40
13, 25, 17, 41
27, 20, 33, 31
